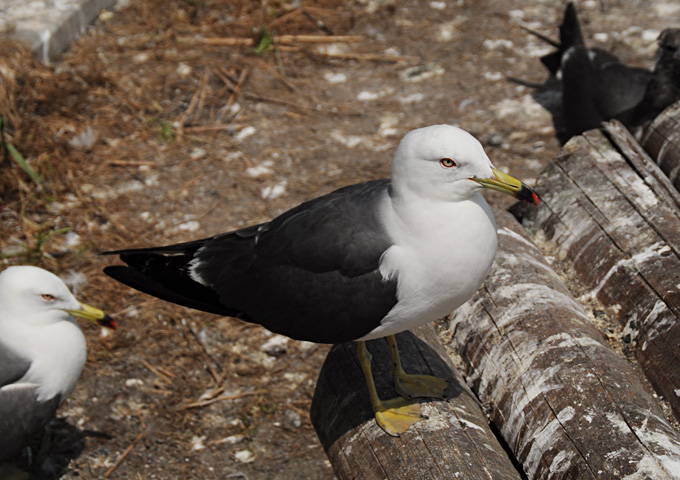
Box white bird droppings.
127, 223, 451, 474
484, 71, 503, 81
399, 92, 425, 104
324, 72, 347, 84
357, 90, 391, 101
190, 436, 206, 451
176, 62, 192, 77
262, 181, 287, 200
176, 221, 201, 233
235, 450, 255, 463
235, 126, 257, 142
246, 160, 274, 178
125, 378, 144, 387
483, 39, 513, 50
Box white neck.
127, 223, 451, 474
385, 186, 496, 242
366, 190, 498, 340
0, 315, 87, 402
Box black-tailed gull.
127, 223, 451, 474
104, 124, 538, 435
0, 266, 115, 463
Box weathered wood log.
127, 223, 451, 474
513, 123, 680, 421
439, 210, 680, 479
609, 119, 680, 210
642, 100, 680, 192
310, 324, 522, 480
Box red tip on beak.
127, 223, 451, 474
98, 314, 117, 330
517, 184, 540, 206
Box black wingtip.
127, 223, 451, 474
101, 247, 167, 257
522, 26, 560, 48
103, 265, 124, 279
103, 265, 142, 288
540, 52, 564, 76
560, 2, 584, 49
103, 263, 232, 318
534, 3, 585, 76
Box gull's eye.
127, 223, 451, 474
41, 294, 55, 302
440, 158, 457, 168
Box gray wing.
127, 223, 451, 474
106, 180, 399, 344
0, 385, 60, 462
0, 343, 60, 462
193, 179, 399, 343
0, 339, 31, 388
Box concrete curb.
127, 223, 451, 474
0, 0, 117, 62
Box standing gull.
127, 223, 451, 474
104, 125, 538, 435
0, 266, 115, 463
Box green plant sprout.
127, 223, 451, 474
0, 118, 42, 185
255, 27, 274, 54
0, 226, 71, 261
149, 117, 175, 141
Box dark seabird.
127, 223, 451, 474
104, 124, 539, 435
618, 28, 680, 137
0, 266, 115, 464
531, 3, 680, 141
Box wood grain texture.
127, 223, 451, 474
642, 100, 680, 193
439, 211, 680, 479
514, 124, 680, 421
310, 324, 522, 480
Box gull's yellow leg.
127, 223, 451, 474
356, 340, 425, 436
387, 334, 448, 399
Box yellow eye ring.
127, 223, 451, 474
440, 158, 457, 168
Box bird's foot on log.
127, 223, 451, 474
374, 397, 427, 436
394, 372, 448, 400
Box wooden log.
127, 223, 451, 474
607, 120, 680, 210
310, 324, 522, 480
642, 100, 680, 192
513, 123, 680, 421
439, 210, 680, 479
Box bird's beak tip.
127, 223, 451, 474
99, 313, 117, 330
68, 303, 117, 330
473, 168, 540, 206
518, 186, 540, 206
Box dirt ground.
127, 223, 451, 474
0, 0, 676, 478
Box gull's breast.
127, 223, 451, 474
361, 194, 498, 340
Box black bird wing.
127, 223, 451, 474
538, 2, 585, 75
533, 3, 655, 139
104, 179, 398, 344
618, 28, 680, 134
560, 45, 652, 137
591, 61, 651, 118
530, 4, 680, 142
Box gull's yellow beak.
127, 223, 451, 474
66, 302, 117, 330
472, 168, 539, 205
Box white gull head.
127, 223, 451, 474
390, 125, 495, 202
0, 266, 84, 327
0, 266, 102, 400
